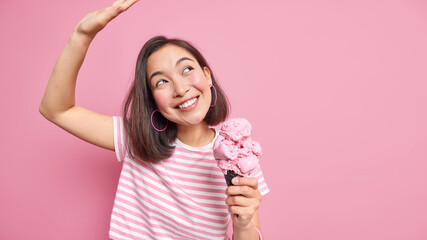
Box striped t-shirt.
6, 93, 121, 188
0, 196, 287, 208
110, 116, 270, 240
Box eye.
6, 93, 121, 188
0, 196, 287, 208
183, 66, 194, 74
155, 79, 167, 87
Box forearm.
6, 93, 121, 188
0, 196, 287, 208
39, 31, 94, 118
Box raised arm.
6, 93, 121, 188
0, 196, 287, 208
39, 0, 139, 151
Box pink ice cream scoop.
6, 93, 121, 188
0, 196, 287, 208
213, 118, 262, 186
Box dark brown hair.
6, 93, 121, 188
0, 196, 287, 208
123, 36, 230, 163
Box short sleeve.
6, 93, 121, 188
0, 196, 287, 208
252, 164, 270, 196
113, 116, 128, 162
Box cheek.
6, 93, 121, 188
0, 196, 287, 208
189, 72, 209, 90
153, 92, 170, 110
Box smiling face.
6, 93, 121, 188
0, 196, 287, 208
146, 44, 213, 127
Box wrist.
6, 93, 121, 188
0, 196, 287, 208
232, 224, 262, 240
70, 29, 96, 43
233, 221, 254, 232
66, 30, 95, 53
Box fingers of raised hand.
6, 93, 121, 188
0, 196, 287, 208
106, 0, 139, 19
110, 0, 139, 15
79, 0, 138, 33
75, 0, 139, 37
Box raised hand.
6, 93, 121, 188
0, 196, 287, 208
225, 177, 262, 229
40, 1, 140, 152
75, 0, 139, 38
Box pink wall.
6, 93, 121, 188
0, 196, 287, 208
1, 0, 427, 239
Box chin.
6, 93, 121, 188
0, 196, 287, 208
182, 112, 209, 126
175, 106, 210, 126
184, 117, 205, 126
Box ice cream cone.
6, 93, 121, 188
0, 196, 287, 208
213, 118, 262, 186
224, 170, 242, 186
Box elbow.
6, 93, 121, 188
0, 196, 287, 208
39, 102, 56, 121
39, 102, 74, 123
39, 103, 50, 120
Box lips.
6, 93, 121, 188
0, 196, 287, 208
176, 96, 199, 109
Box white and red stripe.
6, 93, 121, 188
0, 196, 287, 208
110, 116, 269, 240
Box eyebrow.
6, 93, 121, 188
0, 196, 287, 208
176, 57, 194, 66
149, 57, 195, 83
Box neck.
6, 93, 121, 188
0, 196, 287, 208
176, 121, 216, 147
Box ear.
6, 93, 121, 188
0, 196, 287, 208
203, 66, 213, 85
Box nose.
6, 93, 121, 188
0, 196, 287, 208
172, 78, 190, 98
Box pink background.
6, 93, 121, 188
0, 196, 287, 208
1, 0, 427, 239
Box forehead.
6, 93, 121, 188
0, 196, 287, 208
146, 44, 195, 73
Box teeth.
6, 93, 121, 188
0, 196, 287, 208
178, 97, 197, 109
